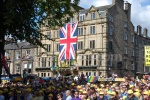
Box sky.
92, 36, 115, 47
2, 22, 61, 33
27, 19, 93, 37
79, 0, 150, 36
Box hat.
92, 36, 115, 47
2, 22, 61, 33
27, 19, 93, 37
17, 91, 21, 94
100, 84, 104, 88
107, 91, 111, 95
143, 91, 149, 95
71, 83, 75, 86
26, 88, 32, 92
48, 93, 53, 97
122, 96, 127, 100
128, 90, 133, 94
99, 91, 104, 95
129, 85, 134, 88
0, 90, 3, 94
134, 92, 140, 97
134, 89, 140, 93
77, 86, 82, 89
110, 91, 116, 96
82, 91, 87, 94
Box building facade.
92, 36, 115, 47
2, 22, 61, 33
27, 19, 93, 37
4, 0, 150, 78
4, 42, 37, 76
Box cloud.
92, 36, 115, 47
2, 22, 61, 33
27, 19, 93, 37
79, 0, 150, 35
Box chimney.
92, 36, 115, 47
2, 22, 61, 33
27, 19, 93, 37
124, 1, 131, 20
137, 25, 142, 35
143, 28, 148, 37
112, 0, 124, 9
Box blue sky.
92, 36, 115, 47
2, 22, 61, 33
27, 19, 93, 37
79, 0, 150, 35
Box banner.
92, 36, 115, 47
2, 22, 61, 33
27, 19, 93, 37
144, 46, 150, 66
98, 78, 125, 82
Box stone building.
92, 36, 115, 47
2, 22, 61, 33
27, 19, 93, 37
4, 42, 37, 76
5, 0, 150, 78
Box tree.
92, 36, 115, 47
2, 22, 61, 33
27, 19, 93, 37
0, 0, 80, 83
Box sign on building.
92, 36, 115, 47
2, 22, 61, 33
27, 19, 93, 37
144, 46, 150, 66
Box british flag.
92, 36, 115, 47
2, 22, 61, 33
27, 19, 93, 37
59, 22, 78, 60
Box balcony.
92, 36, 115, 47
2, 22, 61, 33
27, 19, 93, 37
35, 67, 51, 71
78, 66, 97, 70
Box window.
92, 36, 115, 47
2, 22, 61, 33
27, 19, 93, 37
109, 26, 113, 35
135, 38, 138, 45
38, 58, 40, 67
124, 21, 127, 28
81, 55, 84, 66
86, 72, 88, 76
28, 63, 32, 69
124, 32, 127, 40
5, 51, 9, 57
142, 40, 145, 46
86, 55, 89, 66
94, 72, 96, 76
26, 50, 30, 55
94, 55, 97, 66
99, 54, 102, 66
131, 61, 135, 70
48, 57, 51, 67
70, 17, 74, 23
108, 41, 113, 50
89, 55, 91, 66
90, 26, 95, 34
41, 73, 43, 77
38, 73, 39, 76
42, 57, 46, 67
78, 27, 83, 36
77, 41, 83, 50
48, 73, 50, 76
46, 32, 51, 39
44, 73, 46, 77
132, 48, 135, 56
131, 34, 134, 43
24, 64, 27, 69
57, 30, 60, 38
79, 14, 85, 21
16, 51, 20, 59
90, 12, 96, 20
56, 43, 60, 52
109, 15, 113, 22
124, 45, 127, 54
90, 40, 95, 49
89, 72, 91, 76
46, 44, 51, 52
16, 64, 20, 73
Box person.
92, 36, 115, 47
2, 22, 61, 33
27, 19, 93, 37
71, 91, 81, 100
66, 90, 72, 100
57, 93, 63, 100
142, 91, 150, 100
125, 90, 138, 100
0, 90, 5, 100
82, 91, 88, 100
109, 91, 119, 100
91, 92, 99, 100
99, 91, 108, 100
120, 85, 128, 98
48, 93, 53, 100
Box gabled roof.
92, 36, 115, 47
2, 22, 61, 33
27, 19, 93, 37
5, 42, 37, 50
79, 5, 111, 14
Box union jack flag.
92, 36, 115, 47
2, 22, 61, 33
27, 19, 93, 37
59, 22, 78, 60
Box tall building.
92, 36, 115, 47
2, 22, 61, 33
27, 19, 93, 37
5, 0, 150, 78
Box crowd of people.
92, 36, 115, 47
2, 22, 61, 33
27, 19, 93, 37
0, 75, 149, 100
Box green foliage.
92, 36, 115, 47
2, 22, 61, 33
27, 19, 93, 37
3, 0, 80, 47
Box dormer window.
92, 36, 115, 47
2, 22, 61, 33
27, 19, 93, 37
79, 14, 85, 21
91, 12, 96, 20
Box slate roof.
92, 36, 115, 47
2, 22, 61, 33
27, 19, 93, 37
4, 42, 37, 50
79, 5, 111, 14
